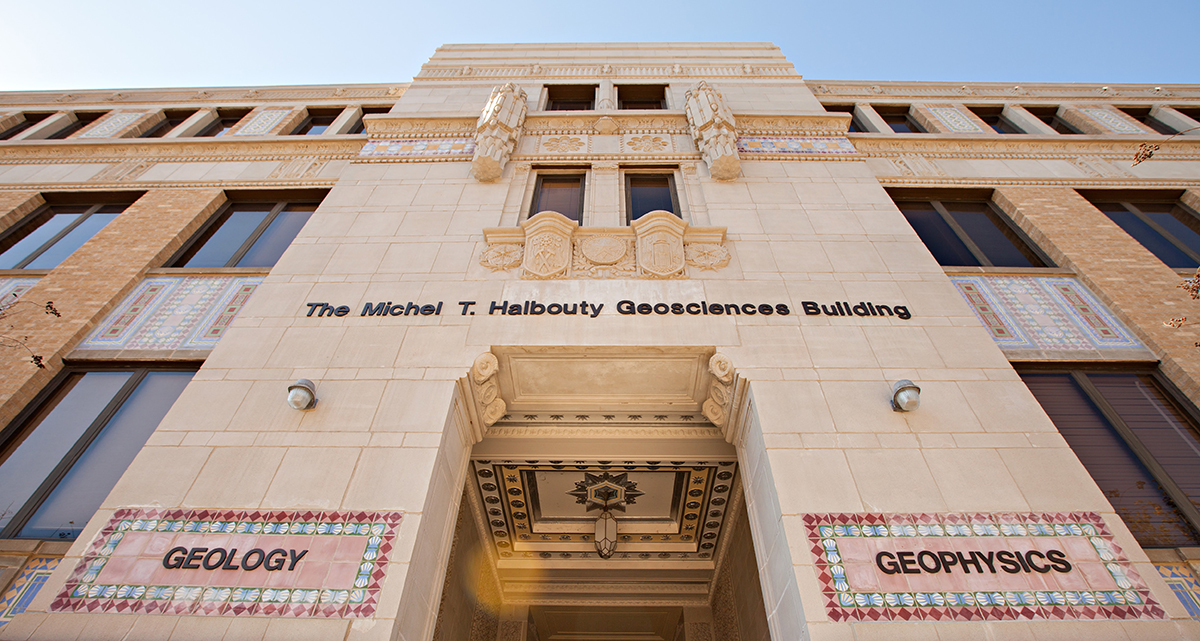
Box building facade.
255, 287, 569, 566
1, 43, 1200, 639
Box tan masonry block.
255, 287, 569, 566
908, 104, 948, 134
0, 189, 227, 429
1057, 104, 1156, 135
0, 191, 45, 235
226, 105, 308, 136
0, 111, 24, 134
910, 104, 990, 135
992, 186, 1200, 402
68, 109, 165, 139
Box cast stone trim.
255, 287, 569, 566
472, 83, 528, 181
481, 211, 728, 280
683, 82, 740, 180
702, 353, 748, 446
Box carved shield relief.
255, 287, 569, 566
520, 212, 577, 279
632, 211, 687, 279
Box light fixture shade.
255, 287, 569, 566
594, 511, 618, 559
287, 379, 317, 410
892, 379, 921, 412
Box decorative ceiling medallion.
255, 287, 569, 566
567, 472, 644, 512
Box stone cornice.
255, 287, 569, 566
416, 63, 797, 80
0, 137, 365, 164
0, 84, 407, 108
808, 80, 1200, 102
851, 135, 1200, 160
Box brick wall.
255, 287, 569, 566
994, 186, 1200, 400
0, 188, 226, 428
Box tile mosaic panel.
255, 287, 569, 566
78, 276, 262, 351
359, 138, 476, 158
233, 109, 291, 136
949, 275, 1143, 353
0, 557, 60, 630
50, 508, 403, 619
805, 512, 1165, 622
1080, 108, 1145, 134
78, 112, 147, 139
928, 107, 986, 134
0, 277, 41, 304
1156, 563, 1200, 620
735, 136, 857, 155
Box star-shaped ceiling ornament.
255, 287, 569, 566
566, 472, 644, 512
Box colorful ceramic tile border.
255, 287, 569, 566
949, 275, 1143, 353
0, 557, 60, 629
804, 512, 1165, 622
735, 136, 857, 155
78, 276, 262, 351
359, 138, 476, 158
0, 277, 41, 304
50, 508, 403, 619
1156, 563, 1200, 620
78, 112, 147, 139
1080, 108, 1145, 135
928, 107, 986, 134
233, 109, 291, 136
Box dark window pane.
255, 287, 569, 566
0, 372, 132, 532
1095, 203, 1197, 269
20, 372, 193, 539
629, 176, 675, 221
236, 206, 315, 267
0, 212, 83, 269
1022, 373, 1200, 547
1088, 374, 1200, 512
897, 202, 980, 267
943, 202, 1042, 267
23, 212, 119, 270
535, 177, 583, 222
888, 120, 914, 133
304, 124, 329, 135
180, 209, 271, 267
1139, 203, 1200, 258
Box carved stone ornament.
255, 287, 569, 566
471, 352, 506, 427
683, 81, 740, 180
521, 212, 577, 279
631, 211, 687, 279
472, 83, 528, 182
482, 212, 728, 280
702, 353, 735, 428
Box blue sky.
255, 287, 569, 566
1, 0, 1197, 91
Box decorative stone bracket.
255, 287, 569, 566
702, 353, 748, 444
481, 211, 729, 279
458, 351, 507, 444
684, 81, 740, 180
472, 83, 528, 181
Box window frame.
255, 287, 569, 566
624, 170, 681, 224
528, 172, 587, 223
167, 199, 319, 269
894, 196, 1053, 268
544, 85, 598, 111
616, 85, 668, 110
1017, 364, 1200, 544
0, 364, 199, 539
873, 105, 924, 134
1092, 199, 1200, 269
0, 203, 126, 270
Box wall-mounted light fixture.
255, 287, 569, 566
891, 379, 921, 412
287, 379, 318, 410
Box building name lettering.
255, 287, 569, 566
304, 299, 914, 319
875, 549, 1072, 576
803, 301, 911, 320
161, 546, 308, 572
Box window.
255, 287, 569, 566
626, 173, 680, 223
546, 85, 597, 111
47, 112, 106, 139
530, 174, 585, 223
347, 107, 391, 135
1020, 369, 1200, 548
966, 106, 1023, 134
170, 200, 318, 268
0, 113, 51, 140
1023, 106, 1081, 134
892, 195, 1050, 268
874, 106, 924, 133
1115, 107, 1176, 135
0, 367, 195, 539
1175, 107, 1200, 124
141, 110, 197, 138
1081, 192, 1200, 269
617, 85, 667, 110
197, 109, 252, 137
823, 104, 865, 133
0, 203, 128, 270
293, 108, 342, 135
